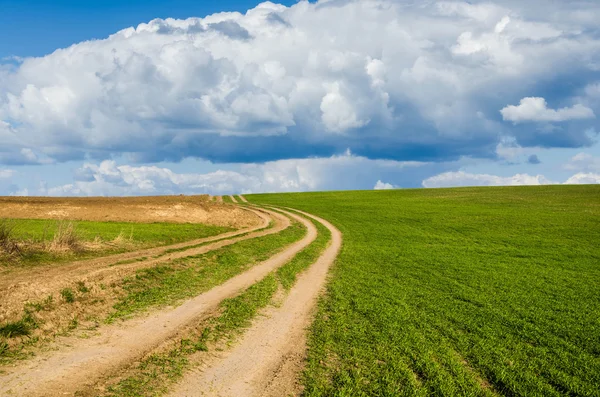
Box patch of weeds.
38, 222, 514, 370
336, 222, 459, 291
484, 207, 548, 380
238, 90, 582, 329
76, 281, 90, 293
0, 219, 21, 258
61, 288, 76, 303
68, 317, 79, 331
0, 319, 30, 338
49, 220, 81, 252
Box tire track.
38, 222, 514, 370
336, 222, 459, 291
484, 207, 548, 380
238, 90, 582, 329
230, 195, 238, 203
238, 195, 249, 203
0, 210, 317, 397
168, 208, 341, 397
0, 207, 278, 323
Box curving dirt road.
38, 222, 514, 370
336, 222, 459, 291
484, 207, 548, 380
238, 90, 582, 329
0, 209, 318, 397
168, 209, 342, 397
238, 195, 249, 203
230, 195, 238, 203
0, 207, 280, 323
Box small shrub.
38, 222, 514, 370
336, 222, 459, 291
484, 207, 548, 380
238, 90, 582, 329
61, 288, 76, 303
76, 281, 90, 293
0, 219, 20, 257
0, 319, 30, 338
49, 221, 81, 252
0, 339, 9, 355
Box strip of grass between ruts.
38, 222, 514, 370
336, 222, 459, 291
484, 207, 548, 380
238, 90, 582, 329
102, 210, 331, 397
248, 186, 600, 397
107, 216, 306, 321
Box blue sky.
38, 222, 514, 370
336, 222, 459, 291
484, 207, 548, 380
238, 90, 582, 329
0, 0, 599, 196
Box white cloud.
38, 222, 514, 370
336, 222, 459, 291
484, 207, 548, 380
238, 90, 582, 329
422, 170, 555, 188
500, 97, 595, 123
26, 151, 434, 196
0, 169, 15, 179
374, 180, 396, 190
564, 152, 600, 172
423, 167, 600, 188
1, 0, 599, 164
564, 172, 600, 184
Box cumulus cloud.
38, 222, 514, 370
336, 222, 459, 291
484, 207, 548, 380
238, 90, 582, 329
20, 151, 440, 196
564, 152, 600, 172
564, 173, 600, 184
423, 168, 600, 187
1, 0, 600, 166
422, 171, 555, 187
374, 180, 397, 190
500, 97, 595, 123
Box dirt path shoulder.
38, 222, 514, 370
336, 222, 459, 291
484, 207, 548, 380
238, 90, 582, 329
0, 208, 276, 323
0, 210, 317, 397
168, 208, 342, 397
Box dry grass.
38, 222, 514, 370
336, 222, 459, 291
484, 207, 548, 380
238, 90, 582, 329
0, 219, 21, 258
47, 221, 81, 253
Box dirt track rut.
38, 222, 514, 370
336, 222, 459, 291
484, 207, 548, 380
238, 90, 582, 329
0, 209, 317, 396
168, 209, 342, 397
0, 208, 281, 322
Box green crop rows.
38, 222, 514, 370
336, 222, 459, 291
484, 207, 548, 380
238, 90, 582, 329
248, 185, 600, 396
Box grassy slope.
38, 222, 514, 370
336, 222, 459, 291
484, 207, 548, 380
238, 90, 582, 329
248, 186, 600, 396
1, 219, 231, 267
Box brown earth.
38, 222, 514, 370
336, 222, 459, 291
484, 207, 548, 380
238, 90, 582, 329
0, 195, 257, 229
0, 207, 290, 362
0, 209, 317, 397
167, 209, 341, 397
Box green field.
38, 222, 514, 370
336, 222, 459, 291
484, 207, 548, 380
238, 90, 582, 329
248, 186, 600, 396
0, 218, 231, 267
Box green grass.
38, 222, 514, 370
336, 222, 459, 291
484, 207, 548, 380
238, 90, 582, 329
107, 219, 306, 321
248, 185, 600, 396
0, 219, 231, 267
104, 214, 332, 397
7, 218, 230, 245
222, 195, 234, 204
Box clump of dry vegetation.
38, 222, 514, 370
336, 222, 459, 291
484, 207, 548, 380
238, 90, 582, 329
0, 219, 21, 259
47, 221, 81, 252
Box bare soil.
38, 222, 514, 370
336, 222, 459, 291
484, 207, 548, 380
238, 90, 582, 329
0, 208, 280, 349
167, 209, 342, 397
0, 195, 257, 229
0, 209, 318, 397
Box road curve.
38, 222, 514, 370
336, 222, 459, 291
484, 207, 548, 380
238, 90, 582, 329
168, 208, 342, 397
0, 209, 317, 397
0, 207, 279, 323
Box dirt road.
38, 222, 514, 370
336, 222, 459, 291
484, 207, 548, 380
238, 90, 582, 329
238, 195, 249, 203
230, 195, 238, 203
0, 207, 279, 323
0, 209, 317, 396
168, 209, 342, 397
